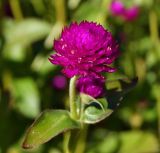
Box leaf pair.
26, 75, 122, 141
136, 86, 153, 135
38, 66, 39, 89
22, 77, 138, 149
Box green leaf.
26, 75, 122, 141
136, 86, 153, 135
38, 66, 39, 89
4, 18, 52, 46
79, 77, 138, 124
12, 77, 40, 118
31, 53, 57, 75
80, 94, 113, 124
3, 18, 52, 61
73, 0, 107, 25
119, 131, 159, 153
87, 131, 119, 153
44, 22, 64, 48
23, 110, 81, 149
87, 130, 159, 153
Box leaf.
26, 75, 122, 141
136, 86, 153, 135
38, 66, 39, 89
22, 110, 81, 149
87, 131, 159, 153
106, 77, 138, 110
79, 78, 138, 124
73, 0, 107, 25
3, 18, 52, 61
80, 94, 112, 124
68, 0, 81, 9
4, 18, 52, 46
87, 131, 119, 153
44, 22, 64, 48
119, 131, 159, 153
31, 53, 56, 75
12, 77, 40, 118
3, 44, 26, 62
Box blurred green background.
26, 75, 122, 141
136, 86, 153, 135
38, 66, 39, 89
0, 0, 160, 153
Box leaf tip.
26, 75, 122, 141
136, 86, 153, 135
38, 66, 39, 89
22, 139, 33, 149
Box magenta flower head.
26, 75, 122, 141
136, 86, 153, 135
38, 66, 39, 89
110, 0, 140, 22
110, 0, 125, 16
52, 75, 67, 90
123, 6, 139, 21
49, 21, 119, 78
76, 76, 105, 98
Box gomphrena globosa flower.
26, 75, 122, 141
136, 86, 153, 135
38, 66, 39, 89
110, 0, 125, 16
76, 76, 105, 98
52, 75, 67, 90
110, 0, 140, 21
49, 21, 119, 78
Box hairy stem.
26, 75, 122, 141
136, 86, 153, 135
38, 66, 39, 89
69, 76, 78, 119
64, 76, 78, 153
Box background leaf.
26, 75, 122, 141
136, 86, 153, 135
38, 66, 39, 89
12, 77, 40, 118
3, 18, 52, 61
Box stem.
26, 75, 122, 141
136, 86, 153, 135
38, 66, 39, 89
156, 94, 160, 144
149, 10, 159, 47
30, 0, 45, 15
9, 0, 23, 20
149, 8, 160, 147
69, 76, 78, 119
74, 124, 88, 153
63, 76, 78, 153
45, 0, 66, 48
149, 9, 160, 61
63, 132, 71, 153
53, 0, 66, 24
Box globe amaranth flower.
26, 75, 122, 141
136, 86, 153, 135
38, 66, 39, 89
110, 0, 140, 21
49, 21, 119, 78
76, 76, 105, 98
52, 75, 67, 90
124, 6, 139, 21
110, 0, 125, 16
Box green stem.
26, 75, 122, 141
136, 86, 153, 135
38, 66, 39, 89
69, 76, 78, 119
63, 76, 78, 153
74, 124, 88, 153
156, 94, 160, 144
149, 10, 159, 47
63, 132, 71, 153
53, 0, 66, 24
149, 8, 160, 147
9, 0, 23, 20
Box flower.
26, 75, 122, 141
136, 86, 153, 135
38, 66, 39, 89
52, 75, 67, 90
76, 76, 105, 98
49, 21, 119, 78
110, 0, 125, 16
110, 0, 139, 21
123, 6, 139, 21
